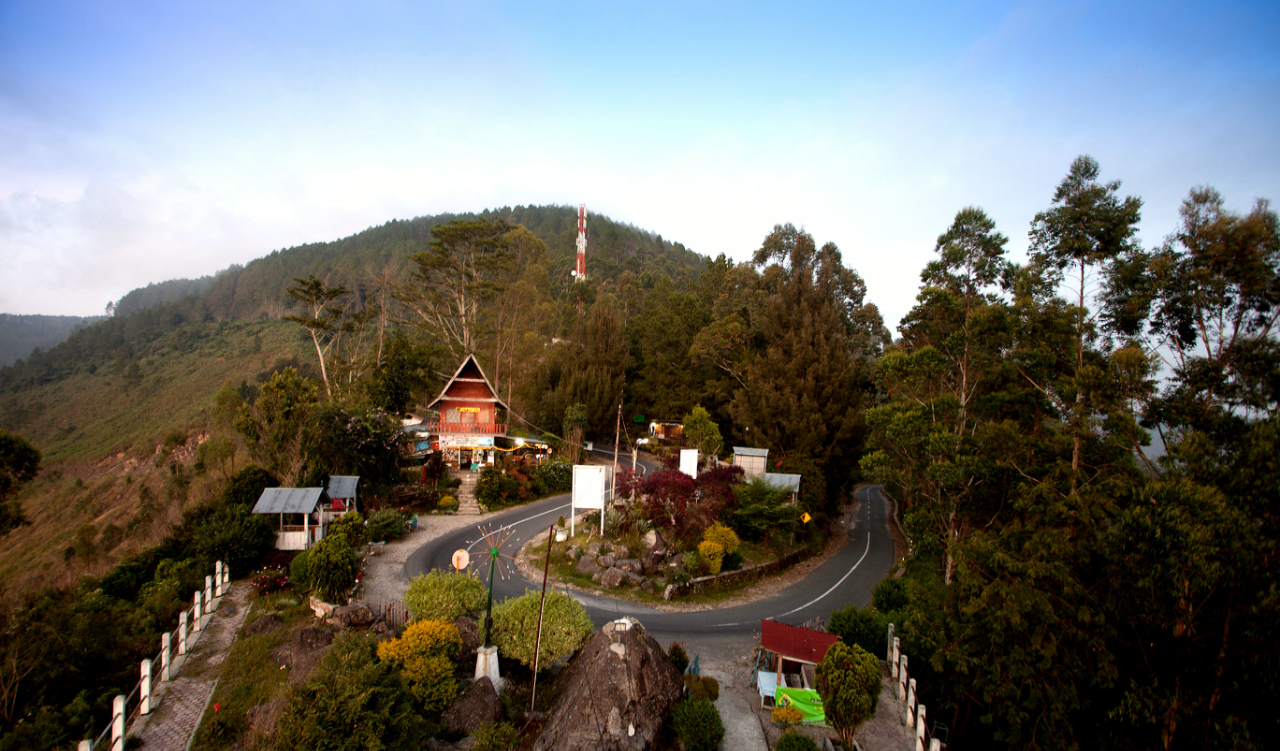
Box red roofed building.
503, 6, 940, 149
423, 354, 508, 466
760, 618, 840, 675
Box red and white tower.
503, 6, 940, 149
574, 204, 587, 282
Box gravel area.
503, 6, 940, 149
359, 512, 480, 603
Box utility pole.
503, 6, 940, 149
611, 401, 622, 505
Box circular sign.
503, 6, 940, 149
452, 549, 470, 571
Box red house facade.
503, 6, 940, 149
424, 355, 508, 465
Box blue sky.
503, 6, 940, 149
2, 1, 1277, 332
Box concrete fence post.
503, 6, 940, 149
140, 659, 152, 715
887, 623, 895, 662
898, 655, 908, 701
161, 632, 171, 681
78, 741, 91, 751
223, 563, 230, 588
215, 561, 224, 597
204, 575, 213, 611
111, 694, 125, 751
891, 637, 901, 678
929, 740, 942, 751
906, 677, 917, 727
179, 612, 188, 654
916, 704, 927, 751
193, 591, 202, 631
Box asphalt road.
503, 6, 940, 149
403, 456, 894, 657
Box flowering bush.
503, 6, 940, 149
251, 567, 290, 596
376, 619, 462, 712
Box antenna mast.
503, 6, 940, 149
574, 204, 587, 283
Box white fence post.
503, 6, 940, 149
161, 632, 171, 681
193, 591, 202, 631
179, 612, 188, 654
898, 655, 908, 701
891, 637, 901, 678
215, 561, 224, 597
887, 622, 895, 661
916, 704, 927, 751
223, 563, 230, 588
906, 677, 917, 728
111, 694, 125, 751
78, 741, 91, 751
140, 659, 152, 715
204, 575, 213, 611
929, 740, 942, 751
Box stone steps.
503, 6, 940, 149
450, 470, 482, 515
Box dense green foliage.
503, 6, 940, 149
816, 642, 880, 749
376, 619, 462, 713
307, 533, 360, 604
776, 732, 821, 751
0, 430, 40, 535
490, 589, 593, 669
367, 508, 410, 542
272, 631, 423, 750
403, 570, 487, 622
671, 696, 725, 751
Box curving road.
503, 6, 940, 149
403, 458, 894, 652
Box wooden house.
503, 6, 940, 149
251, 487, 332, 551
423, 354, 508, 467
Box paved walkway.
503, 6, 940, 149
128, 582, 254, 751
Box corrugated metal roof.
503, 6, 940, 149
733, 447, 770, 458
762, 472, 801, 492
251, 487, 328, 515
327, 476, 359, 499
760, 619, 839, 665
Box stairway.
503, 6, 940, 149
450, 469, 482, 515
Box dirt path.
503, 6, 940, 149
359, 512, 480, 603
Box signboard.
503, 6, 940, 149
452, 549, 470, 572
439, 435, 494, 448
571, 465, 610, 536
679, 449, 699, 479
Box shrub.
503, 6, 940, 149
191, 503, 275, 574
668, 642, 690, 673
251, 567, 290, 596
703, 522, 740, 556
776, 732, 820, 751
308, 533, 359, 604
671, 696, 724, 751
377, 619, 462, 713
772, 705, 804, 731
473, 721, 519, 751
491, 589, 593, 669
272, 632, 421, 749
828, 603, 890, 660
367, 508, 409, 542
437, 495, 458, 512
816, 642, 880, 750
329, 511, 368, 548
289, 550, 310, 594
220, 466, 279, 507
697, 540, 725, 575
684, 673, 720, 701
404, 570, 486, 622
533, 457, 572, 494
873, 576, 910, 613
683, 549, 710, 578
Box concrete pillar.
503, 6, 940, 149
887, 622, 895, 661
474, 645, 503, 691
898, 655, 908, 701
906, 678, 917, 727
929, 740, 942, 751
78, 742, 91, 751
193, 591, 202, 631
204, 575, 213, 611
215, 561, 224, 597
916, 704, 927, 751
161, 632, 171, 681
223, 563, 230, 588
140, 659, 152, 715
891, 637, 901, 678
179, 612, 188, 654
111, 694, 125, 751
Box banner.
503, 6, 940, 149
775, 687, 825, 725
679, 448, 698, 478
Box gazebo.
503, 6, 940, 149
251, 487, 332, 551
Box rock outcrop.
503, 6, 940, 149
288, 626, 335, 684
532, 617, 683, 751
441, 677, 504, 733
331, 602, 376, 629
243, 613, 284, 636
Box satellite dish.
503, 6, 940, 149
570, 270, 577, 277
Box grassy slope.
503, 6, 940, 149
0, 320, 309, 598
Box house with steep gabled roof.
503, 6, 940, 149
423, 354, 508, 466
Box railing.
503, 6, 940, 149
360, 599, 411, 629
420, 422, 506, 435
889, 623, 947, 751
79, 561, 231, 751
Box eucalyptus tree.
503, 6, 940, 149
284, 274, 350, 397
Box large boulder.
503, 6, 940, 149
615, 558, 643, 574
245, 699, 283, 735
332, 603, 376, 630
598, 554, 617, 569
574, 555, 602, 577
441, 677, 503, 733
532, 617, 683, 751
454, 615, 482, 664
288, 626, 335, 684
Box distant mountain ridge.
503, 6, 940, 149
0, 313, 105, 367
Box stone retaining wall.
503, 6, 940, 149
663, 545, 812, 599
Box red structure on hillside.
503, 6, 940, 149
423, 354, 509, 467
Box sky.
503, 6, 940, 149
2, 0, 1278, 333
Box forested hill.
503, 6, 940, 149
114, 275, 220, 317
204, 205, 704, 321
0, 314, 105, 367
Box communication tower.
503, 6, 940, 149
574, 204, 587, 282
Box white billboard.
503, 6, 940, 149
680, 449, 699, 479
571, 464, 609, 536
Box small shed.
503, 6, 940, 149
756, 619, 838, 718
251, 487, 331, 551
733, 447, 769, 478
327, 475, 360, 516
